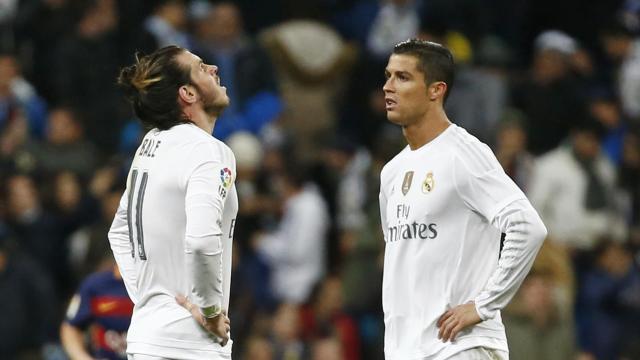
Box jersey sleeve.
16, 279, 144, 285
108, 188, 139, 303
452, 147, 527, 222
65, 280, 93, 328
473, 199, 547, 320
379, 168, 389, 243
451, 143, 547, 320
183, 142, 236, 311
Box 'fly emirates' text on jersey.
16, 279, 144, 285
109, 123, 238, 359
379, 124, 544, 360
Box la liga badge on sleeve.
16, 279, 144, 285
220, 168, 232, 188
218, 168, 233, 198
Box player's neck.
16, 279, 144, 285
402, 108, 451, 150
190, 110, 217, 135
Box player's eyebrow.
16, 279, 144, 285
386, 69, 411, 78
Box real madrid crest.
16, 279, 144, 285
422, 172, 435, 193
401, 171, 414, 196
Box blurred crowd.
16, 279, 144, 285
0, 0, 639, 359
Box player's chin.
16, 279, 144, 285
386, 111, 404, 125
216, 95, 230, 108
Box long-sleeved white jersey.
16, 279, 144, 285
379, 124, 547, 360
108, 123, 238, 359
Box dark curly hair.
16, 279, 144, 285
118, 45, 192, 130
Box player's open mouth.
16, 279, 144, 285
385, 98, 397, 110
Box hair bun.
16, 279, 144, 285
117, 64, 140, 101
117, 45, 188, 131
117, 53, 163, 100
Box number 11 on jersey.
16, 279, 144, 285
127, 169, 148, 260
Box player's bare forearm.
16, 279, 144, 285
176, 295, 230, 346
436, 302, 482, 342
60, 322, 95, 360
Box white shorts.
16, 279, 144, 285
128, 355, 168, 360
444, 347, 509, 360
128, 354, 231, 360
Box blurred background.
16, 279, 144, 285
0, 0, 639, 359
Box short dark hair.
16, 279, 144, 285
118, 45, 192, 130
393, 39, 455, 102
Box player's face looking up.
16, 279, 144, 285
383, 54, 446, 127
177, 50, 230, 114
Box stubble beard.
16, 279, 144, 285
195, 83, 227, 117
203, 99, 225, 117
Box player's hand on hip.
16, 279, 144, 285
176, 295, 231, 346
437, 302, 481, 342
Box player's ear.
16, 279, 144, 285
428, 81, 447, 101
178, 85, 197, 104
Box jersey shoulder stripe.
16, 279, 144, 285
450, 126, 500, 175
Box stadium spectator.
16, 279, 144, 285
300, 276, 360, 360
619, 130, 640, 234
139, 0, 190, 51
192, 1, 282, 140
25, 107, 99, 177
0, 226, 58, 359
529, 120, 627, 251
260, 19, 356, 161
66, 167, 120, 281
588, 87, 628, 165
19, 0, 75, 103
419, 20, 509, 143
316, 137, 373, 269
575, 240, 640, 359
0, 102, 29, 173
511, 30, 588, 155
241, 335, 274, 360
601, 20, 640, 122
311, 336, 345, 360
494, 110, 535, 193
53, 0, 124, 152
4, 173, 72, 298
61, 261, 133, 360
503, 270, 576, 360
366, 0, 421, 59
257, 161, 330, 304
270, 303, 308, 360
0, 53, 47, 138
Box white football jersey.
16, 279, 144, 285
109, 123, 238, 359
379, 124, 535, 360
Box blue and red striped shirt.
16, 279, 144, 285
66, 270, 133, 360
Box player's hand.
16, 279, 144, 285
437, 302, 482, 342
176, 295, 230, 346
